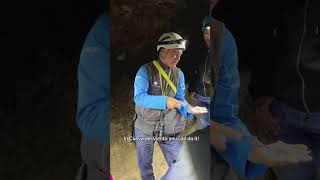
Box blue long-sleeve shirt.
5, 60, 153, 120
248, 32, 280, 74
134, 65, 193, 119
76, 14, 109, 144
211, 23, 267, 179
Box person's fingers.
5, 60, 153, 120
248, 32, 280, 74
195, 106, 208, 113
295, 152, 312, 162
302, 154, 313, 162
201, 110, 208, 113
188, 107, 198, 114
189, 106, 208, 114
291, 144, 310, 151
281, 153, 312, 165
167, 97, 184, 109
276, 141, 310, 151
200, 107, 208, 111
287, 148, 312, 161
167, 97, 175, 109
269, 141, 309, 155
284, 149, 310, 159
285, 145, 310, 153
175, 103, 182, 109
263, 142, 313, 166
255, 147, 300, 167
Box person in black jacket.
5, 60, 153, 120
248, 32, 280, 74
188, 16, 213, 129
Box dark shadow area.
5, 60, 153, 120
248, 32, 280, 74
0, 1, 107, 179
110, 0, 209, 83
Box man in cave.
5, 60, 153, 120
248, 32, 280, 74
132, 31, 207, 180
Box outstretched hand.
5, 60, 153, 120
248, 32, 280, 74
188, 106, 208, 114
249, 141, 312, 167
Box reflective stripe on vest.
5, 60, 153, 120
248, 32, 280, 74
152, 60, 177, 95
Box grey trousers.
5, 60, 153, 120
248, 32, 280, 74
76, 136, 109, 180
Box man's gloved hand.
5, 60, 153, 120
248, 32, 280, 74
166, 97, 185, 109
252, 96, 280, 135
249, 141, 312, 167
210, 121, 243, 150
188, 106, 208, 114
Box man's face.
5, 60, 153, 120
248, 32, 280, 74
161, 48, 184, 68
203, 30, 210, 48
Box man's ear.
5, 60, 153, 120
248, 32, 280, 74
159, 48, 164, 59
159, 48, 168, 58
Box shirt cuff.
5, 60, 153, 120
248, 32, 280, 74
178, 105, 193, 119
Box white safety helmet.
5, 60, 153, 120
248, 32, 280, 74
156, 32, 187, 51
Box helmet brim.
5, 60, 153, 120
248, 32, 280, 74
157, 44, 186, 51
